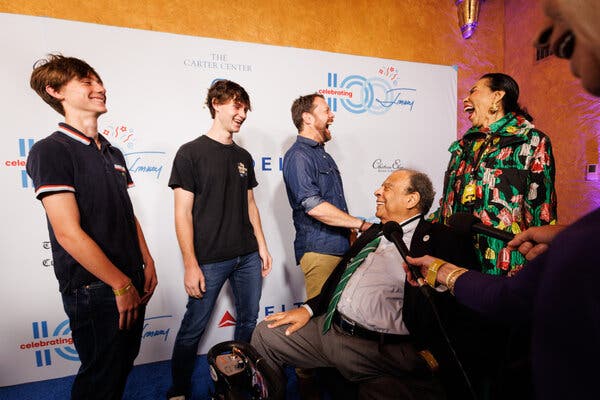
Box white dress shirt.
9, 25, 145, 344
336, 215, 421, 334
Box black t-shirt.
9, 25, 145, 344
26, 123, 143, 293
168, 135, 259, 263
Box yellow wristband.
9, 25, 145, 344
426, 258, 446, 287
113, 281, 132, 296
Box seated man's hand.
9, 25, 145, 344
507, 225, 566, 261
264, 307, 310, 336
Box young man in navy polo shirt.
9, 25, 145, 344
167, 80, 272, 399
26, 54, 158, 400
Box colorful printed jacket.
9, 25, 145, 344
430, 112, 557, 275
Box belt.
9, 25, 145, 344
332, 312, 411, 345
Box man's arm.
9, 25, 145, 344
284, 151, 371, 233
173, 187, 205, 298
134, 217, 158, 304
307, 201, 371, 232
248, 189, 272, 277
42, 192, 140, 330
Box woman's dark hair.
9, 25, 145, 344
481, 73, 533, 122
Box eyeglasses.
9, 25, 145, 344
534, 23, 575, 59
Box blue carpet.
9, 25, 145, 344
0, 355, 300, 400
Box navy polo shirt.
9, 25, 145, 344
283, 135, 350, 263
26, 123, 143, 293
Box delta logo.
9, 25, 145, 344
218, 311, 237, 328
319, 65, 417, 115
19, 320, 78, 367
101, 123, 166, 180
4, 138, 35, 188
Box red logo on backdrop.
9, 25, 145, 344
218, 311, 236, 328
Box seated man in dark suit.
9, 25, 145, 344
252, 168, 484, 400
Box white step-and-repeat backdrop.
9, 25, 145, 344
0, 12, 457, 386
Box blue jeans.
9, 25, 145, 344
168, 251, 263, 398
61, 269, 145, 400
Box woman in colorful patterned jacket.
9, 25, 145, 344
430, 73, 557, 276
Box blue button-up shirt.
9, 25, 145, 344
283, 135, 350, 263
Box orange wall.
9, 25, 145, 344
505, 0, 600, 223
7, 0, 595, 223
0, 0, 504, 135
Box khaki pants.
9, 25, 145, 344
299, 252, 342, 300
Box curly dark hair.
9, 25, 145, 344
206, 79, 251, 119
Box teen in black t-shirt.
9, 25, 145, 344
167, 80, 272, 400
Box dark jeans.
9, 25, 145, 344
61, 269, 145, 400
168, 251, 263, 398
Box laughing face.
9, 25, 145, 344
213, 98, 248, 134
47, 74, 107, 117
374, 170, 420, 224
539, 0, 600, 96
462, 78, 505, 128
308, 96, 335, 143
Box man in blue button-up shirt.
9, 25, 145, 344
283, 93, 371, 301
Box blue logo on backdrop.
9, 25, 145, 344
20, 315, 174, 367
4, 138, 35, 188
319, 66, 417, 115
124, 151, 166, 179
19, 320, 78, 367
142, 315, 172, 342
253, 156, 284, 172
263, 302, 304, 317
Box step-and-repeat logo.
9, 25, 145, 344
42, 240, 53, 268
19, 314, 174, 368
183, 52, 253, 73
253, 156, 283, 172
372, 158, 403, 173
142, 315, 172, 342
217, 302, 304, 329
5, 138, 35, 188
19, 320, 78, 367
218, 311, 237, 328
319, 66, 417, 115
101, 124, 166, 180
